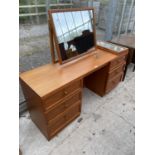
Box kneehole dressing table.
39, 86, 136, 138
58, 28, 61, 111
20, 8, 128, 140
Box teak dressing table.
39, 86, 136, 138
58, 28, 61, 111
20, 8, 128, 140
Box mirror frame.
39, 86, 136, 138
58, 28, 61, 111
48, 7, 97, 64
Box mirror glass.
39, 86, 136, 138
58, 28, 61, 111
51, 9, 95, 62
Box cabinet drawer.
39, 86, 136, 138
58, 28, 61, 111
44, 80, 82, 110
109, 56, 126, 71
108, 64, 125, 80
106, 73, 123, 93
47, 102, 81, 137
45, 91, 82, 121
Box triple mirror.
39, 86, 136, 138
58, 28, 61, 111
48, 8, 96, 64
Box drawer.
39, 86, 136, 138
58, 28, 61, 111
44, 80, 82, 110
47, 102, 81, 136
108, 64, 125, 80
45, 91, 82, 121
109, 56, 126, 71
106, 73, 123, 93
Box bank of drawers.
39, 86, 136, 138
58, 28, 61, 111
47, 102, 81, 138
105, 55, 126, 93
43, 80, 83, 139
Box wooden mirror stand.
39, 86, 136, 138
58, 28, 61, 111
48, 7, 97, 65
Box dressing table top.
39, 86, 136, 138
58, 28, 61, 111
20, 48, 117, 98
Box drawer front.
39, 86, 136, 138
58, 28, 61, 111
44, 80, 82, 110
45, 91, 82, 121
48, 102, 81, 136
110, 56, 126, 71
108, 64, 125, 80
106, 73, 123, 93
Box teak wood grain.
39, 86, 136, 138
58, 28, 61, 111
20, 48, 117, 99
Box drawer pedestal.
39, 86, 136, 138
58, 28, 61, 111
20, 79, 83, 140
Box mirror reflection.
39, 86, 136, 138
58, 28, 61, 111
51, 10, 95, 61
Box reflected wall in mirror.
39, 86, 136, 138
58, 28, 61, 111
49, 8, 96, 64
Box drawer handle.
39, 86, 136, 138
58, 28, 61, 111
64, 91, 68, 95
